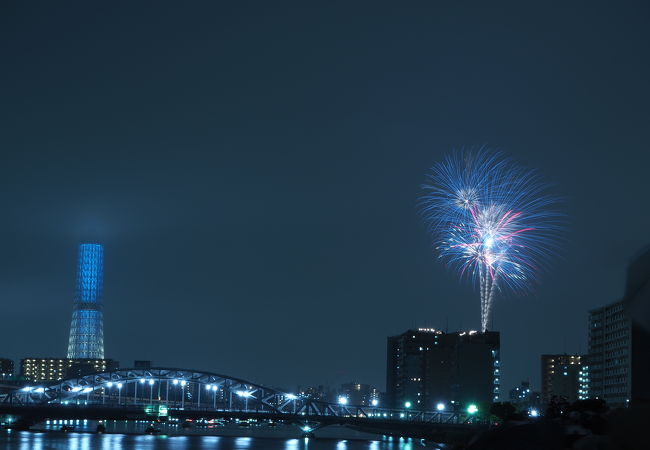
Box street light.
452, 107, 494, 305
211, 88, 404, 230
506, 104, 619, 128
149, 379, 155, 405
236, 390, 252, 410
117, 383, 123, 405
135, 378, 145, 404
104, 383, 111, 404
286, 393, 298, 413
180, 380, 187, 408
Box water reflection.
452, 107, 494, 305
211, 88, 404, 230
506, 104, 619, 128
285, 438, 300, 450
79, 433, 91, 450
19, 432, 43, 450
235, 436, 252, 449
200, 436, 221, 449
2, 430, 438, 450
101, 434, 124, 450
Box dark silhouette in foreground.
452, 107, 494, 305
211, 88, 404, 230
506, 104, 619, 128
459, 399, 649, 450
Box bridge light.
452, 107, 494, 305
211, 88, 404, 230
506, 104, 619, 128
302, 425, 311, 432
371, 399, 379, 407
206, 384, 212, 390
212, 385, 218, 391
139, 378, 145, 384
82, 387, 93, 394
21, 386, 33, 392
286, 393, 298, 400
173, 379, 179, 385
404, 401, 412, 408
34, 387, 45, 393
180, 380, 187, 387
71, 387, 82, 392
117, 383, 123, 389
467, 404, 478, 414
236, 390, 252, 398
148, 379, 155, 386
529, 408, 539, 418
338, 396, 348, 405
107, 382, 113, 387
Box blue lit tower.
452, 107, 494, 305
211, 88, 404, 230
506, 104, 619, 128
67, 244, 105, 359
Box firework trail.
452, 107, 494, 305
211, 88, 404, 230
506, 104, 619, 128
420, 149, 561, 331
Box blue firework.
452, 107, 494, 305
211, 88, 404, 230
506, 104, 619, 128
420, 149, 562, 330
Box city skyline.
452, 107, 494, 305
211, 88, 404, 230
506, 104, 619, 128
1, 2, 649, 394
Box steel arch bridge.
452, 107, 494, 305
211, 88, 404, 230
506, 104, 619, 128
0, 367, 482, 439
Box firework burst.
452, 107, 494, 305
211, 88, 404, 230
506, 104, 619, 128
420, 149, 562, 331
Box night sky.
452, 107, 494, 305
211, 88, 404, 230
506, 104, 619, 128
1, 2, 649, 394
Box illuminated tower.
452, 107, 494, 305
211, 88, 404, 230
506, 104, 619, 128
67, 243, 105, 359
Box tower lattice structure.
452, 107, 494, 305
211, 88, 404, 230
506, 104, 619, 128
67, 243, 105, 359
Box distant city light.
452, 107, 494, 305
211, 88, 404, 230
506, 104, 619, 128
529, 408, 539, 418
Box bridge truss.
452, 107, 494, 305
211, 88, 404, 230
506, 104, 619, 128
1, 367, 474, 426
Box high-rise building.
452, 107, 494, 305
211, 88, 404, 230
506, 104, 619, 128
587, 300, 650, 407
67, 243, 105, 359
20, 358, 118, 382
540, 354, 582, 404
0, 358, 13, 379
386, 328, 500, 410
